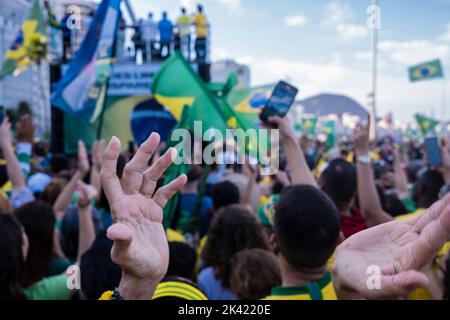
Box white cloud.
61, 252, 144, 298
212, 0, 241, 11
284, 14, 309, 27
322, 1, 368, 40
438, 22, 450, 42
379, 40, 449, 65
179, 0, 197, 11
336, 24, 368, 40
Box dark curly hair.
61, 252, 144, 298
14, 201, 55, 287
201, 205, 270, 289
0, 214, 26, 300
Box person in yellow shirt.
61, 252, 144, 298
192, 4, 208, 62
177, 7, 192, 61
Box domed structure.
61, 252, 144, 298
298, 94, 369, 118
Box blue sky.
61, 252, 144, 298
128, 0, 450, 123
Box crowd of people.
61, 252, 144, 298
132, 5, 209, 63
44, 1, 209, 65
0, 111, 449, 301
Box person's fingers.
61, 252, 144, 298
412, 193, 450, 230
141, 147, 177, 196
107, 223, 133, 261
78, 140, 87, 161
411, 206, 450, 268
101, 136, 124, 206
122, 132, 160, 194
153, 174, 188, 208
376, 271, 429, 299
107, 223, 133, 242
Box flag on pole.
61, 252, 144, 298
153, 53, 268, 228
408, 59, 444, 82
303, 118, 318, 135
325, 120, 336, 148
152, 53, 255, 138
415, 114, 439, 135
51, 0, 121, 120
0, 0, 47, 79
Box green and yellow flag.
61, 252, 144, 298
409, 60, 444, 82
303, 118, 318, 135
415, 114, 439, 135
325, 120, 336, 148
0, 0, 47, 79
152, 53, 264, 229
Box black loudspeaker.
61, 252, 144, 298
197, 62, 211, 83
49, 64, 64, 153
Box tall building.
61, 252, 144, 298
211, 60, 251, 89
0, 0, 50, 137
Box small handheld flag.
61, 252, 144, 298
415, 114, 439, 135
0, 0, 47, 79
408, 59, 444, 82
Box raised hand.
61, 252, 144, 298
353, 118, 370, 155
101, 133, 187, 299
76, 181, 98, 209
333, 194, 450, 299
268, 115, 296, 143
91, 140, 105, 172
16, 114, 35, 144
0, 117, 12, 147
77, 140, 90, 177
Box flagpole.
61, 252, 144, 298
370, 0, 379, 119
37, 62, 50, 135
96, 76, 111, 140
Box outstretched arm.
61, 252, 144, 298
90, 140, 105, 198
353, 120, 392, 227
53, 141, 90, 220
0, 118, 27, 193
393, 146, 410, 199
269, 116, 317, 188
101, 133, 187, 300
76, 182, 98, 263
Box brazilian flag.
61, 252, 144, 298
0, 0, 47, 79
415, 114, 439, 135
325, 120, 336, 148
408, 60, 444, 82
304, 118, 318, 135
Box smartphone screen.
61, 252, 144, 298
424, 137, 443, 167
0, 106, 4, 124
261, 81, 298, 124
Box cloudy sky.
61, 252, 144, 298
128, 0, 450, 123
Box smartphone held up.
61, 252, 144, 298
260, 81, 299, 128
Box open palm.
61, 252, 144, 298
101, 133, 187, 282
333, 195, 450, 299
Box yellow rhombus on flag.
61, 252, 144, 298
0, 0, 47, 79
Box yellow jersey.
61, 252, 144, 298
263, 272, 337, 300
192, 13, 208, 38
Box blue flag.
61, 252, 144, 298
409, 59, 444, 82
51, 0, 121, 120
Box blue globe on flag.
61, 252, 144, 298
130, 99, 177, 146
